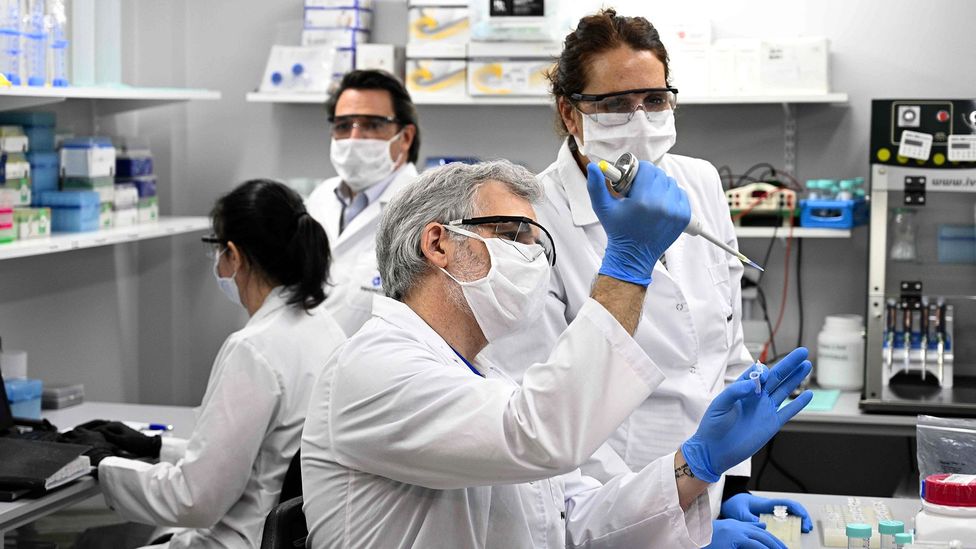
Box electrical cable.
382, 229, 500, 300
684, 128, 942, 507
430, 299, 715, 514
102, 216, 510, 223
759, 202, 795, 363
796, 239, 804, 350
735, 162, 780, 188
756, 284, 778, 360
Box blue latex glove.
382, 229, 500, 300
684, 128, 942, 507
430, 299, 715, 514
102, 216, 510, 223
706, 519, 787, 549
586, 160, 691, 286
721, 493, 813, 533
681, 347, 814, 482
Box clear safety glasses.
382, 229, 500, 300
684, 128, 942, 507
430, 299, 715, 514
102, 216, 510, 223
445, 216, 557, 266
201, 234, 225, 260
329, 114, 402, 139
570, 87, 679, 126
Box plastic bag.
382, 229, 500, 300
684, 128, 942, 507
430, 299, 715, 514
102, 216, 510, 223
917, 415, 976, 487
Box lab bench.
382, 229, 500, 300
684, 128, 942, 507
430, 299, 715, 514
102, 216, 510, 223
0, 402, 196, 544
785, 390, 918, 437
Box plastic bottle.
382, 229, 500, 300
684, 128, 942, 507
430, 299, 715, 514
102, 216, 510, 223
94, 0, 120, 85
0, 0, 22, 84
847, 523, 872, 548
70, 0, 94, 85
47, 0, 67, 86
893, 532, 913, 548
817, 314, 866, 390
837, 179, 856, 201
822, 179, 839, 200
915, 474, 976, 543
879, 520, 905, 549
805, 179, 822, 200
23, 0, 45, 86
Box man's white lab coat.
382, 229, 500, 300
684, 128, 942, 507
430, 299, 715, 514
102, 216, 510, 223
483, 140, 755, 517
301, 295, 713, 548
306, 164, 418, 336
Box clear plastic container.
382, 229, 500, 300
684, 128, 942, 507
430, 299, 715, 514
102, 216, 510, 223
26, 150, 58, 200
94, 0, 120, 85
1, 0, 21, 85
47, 0, 68, 87
890, 208, 918, 262
23, 0, 46, 86
817, 314, 866, 390
879, 519, 905, 549
4, 378, 43, 419
70, 0, 94, 86
847, 523, 872, 548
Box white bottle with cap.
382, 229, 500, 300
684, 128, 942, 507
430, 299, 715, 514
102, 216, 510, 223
915, 474, 976, 543
816, 314, 866, 390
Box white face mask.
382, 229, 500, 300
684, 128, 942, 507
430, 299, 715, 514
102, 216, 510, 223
577, 109, 677, 165
330, 131, 404, 192
213, 250, 241, 305
439, 226, 551, 343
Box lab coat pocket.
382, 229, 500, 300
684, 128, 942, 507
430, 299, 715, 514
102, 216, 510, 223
347, 252, 383, 313
707, 261, 735, 348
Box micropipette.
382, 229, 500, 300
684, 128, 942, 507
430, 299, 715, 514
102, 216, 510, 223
598, 153, 765, 272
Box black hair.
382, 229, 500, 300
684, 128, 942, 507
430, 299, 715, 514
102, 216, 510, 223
210, 179, 330, 312
325, 69, 421, 163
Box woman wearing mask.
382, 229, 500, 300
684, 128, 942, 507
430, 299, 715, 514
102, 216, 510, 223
483, 9, 812, 548
71, 179, 346, 548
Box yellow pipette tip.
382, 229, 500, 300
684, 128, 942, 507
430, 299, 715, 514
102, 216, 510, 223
739, 254, 765, 272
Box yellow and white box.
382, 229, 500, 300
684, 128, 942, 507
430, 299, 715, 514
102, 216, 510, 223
407, 58, 467, 98
409, 6, 470, 43
304, 7, 372, 30
467, 59, 552, 96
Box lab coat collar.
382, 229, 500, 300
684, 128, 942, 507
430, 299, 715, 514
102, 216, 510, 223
248, 286, 290, 325
334, 163, 418, 248
555, 138, 600, 228
371, 295, 485, 377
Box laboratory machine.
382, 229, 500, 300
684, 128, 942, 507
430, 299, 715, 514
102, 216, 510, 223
862, 99, 976, 415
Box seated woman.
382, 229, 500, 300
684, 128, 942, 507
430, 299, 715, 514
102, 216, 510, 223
69, 179, 346, 548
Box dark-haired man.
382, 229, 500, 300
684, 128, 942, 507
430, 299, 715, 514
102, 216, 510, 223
306, 69, 421, 336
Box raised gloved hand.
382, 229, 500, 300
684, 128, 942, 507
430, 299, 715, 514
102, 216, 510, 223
721, 493, 813, 533
705, 519, 787, 549
88, 421, 162, 459
586, 160, 691, 287
681, 347, 814, 483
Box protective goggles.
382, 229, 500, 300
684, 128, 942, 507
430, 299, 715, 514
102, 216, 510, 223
570, 87, 679, 126
329, 114, 401, 139
201, 234, 226, 259
445, 216, 556, 266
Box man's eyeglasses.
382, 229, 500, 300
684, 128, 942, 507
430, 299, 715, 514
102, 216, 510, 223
570, 87, 679, 126
329, 114, 401, 139
445, 216, 556, 266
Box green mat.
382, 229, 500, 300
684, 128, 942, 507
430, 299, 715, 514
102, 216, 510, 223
784, 389, 841, 411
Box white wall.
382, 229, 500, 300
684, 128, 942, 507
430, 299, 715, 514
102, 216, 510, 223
3, 1, 971, 408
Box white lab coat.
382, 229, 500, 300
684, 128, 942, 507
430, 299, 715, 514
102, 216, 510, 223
98, 290, 346, 549
301, 295, 713, 549
483, 140, 754, 518
305, 163, 418, 336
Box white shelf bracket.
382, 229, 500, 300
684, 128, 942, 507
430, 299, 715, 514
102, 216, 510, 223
783, 102, 797, 176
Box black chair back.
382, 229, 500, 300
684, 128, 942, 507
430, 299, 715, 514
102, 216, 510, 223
260, 496, 307, 549
280, 450, 302, 504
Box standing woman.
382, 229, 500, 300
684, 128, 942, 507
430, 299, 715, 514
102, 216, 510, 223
484, 8, 812, 547
78, 180, 346, 548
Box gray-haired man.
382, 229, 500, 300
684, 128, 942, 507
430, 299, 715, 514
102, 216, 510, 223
300, 160, 813, 548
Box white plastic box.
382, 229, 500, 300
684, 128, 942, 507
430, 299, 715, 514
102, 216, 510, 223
708, 39, 761, 96
357, 44, 403, 77
113, 207, 137, 227
657, 19, 711, 95
758, 37, 829, 95
302, 28, 369, 49
467, 59, 552, 96
60, 138, 115, 178
305, 0, 372, 7
304, 7, 372, 30
406, 57, 467, 98
408, 6, 470, 43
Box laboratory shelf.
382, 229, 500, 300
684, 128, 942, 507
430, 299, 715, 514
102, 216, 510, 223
734, 226, 852, 239
246, 92, 849, 107
245, 92, 329, 104
0, 86, 221, 113
0, 216, 210, 261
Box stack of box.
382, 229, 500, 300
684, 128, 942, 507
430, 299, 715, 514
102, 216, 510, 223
0, 126, 31, 208
115, 138, 158, 224
37, 190, 100, 233
0, 204, 13, 243
406, 0, 469, 99
304, 0, 373, 80
0, 112, 58, 243
13, 207, 51, 240
59, 137, 116, 229
466, 41, 557, 97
